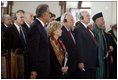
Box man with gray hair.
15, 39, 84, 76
60, 12, 78, 78
3, 10, 27, 52
1, 14, 12, 31
3, 10, 27, 78
22, 12, 34, 32
74, 10, 98, 78
26, 4, 51, 79
1, 14, 12, 51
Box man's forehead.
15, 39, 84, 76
16, 12, 24, 16
96, 17, 104, 22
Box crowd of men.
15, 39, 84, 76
1, 4, 117, 79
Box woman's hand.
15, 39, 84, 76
61, 66, 68, 73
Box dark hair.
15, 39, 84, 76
14, 10, 25, 20
50, 12, 56, 18
36, 4, 49, 17
16, 10, 25, 14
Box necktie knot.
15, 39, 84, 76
87, 27, 90, 30
68, 30, 71, 33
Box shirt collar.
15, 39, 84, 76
36, 18, 45, 27
14, 23, 21, 33
81, 21, 88, 28
4, 24, 8, 27
25, 22, 30, 28
64, 25, 70, 31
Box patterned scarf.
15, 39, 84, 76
50, 37, 66, 66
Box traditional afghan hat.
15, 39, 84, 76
92, 12, 103, 22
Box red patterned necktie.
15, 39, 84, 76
87, 27, 98, 47
68, 30, 76, 44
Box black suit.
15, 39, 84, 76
22, 22, 29, 33
1, 23, 7, 32
74, 22, 98, 78
107, 30, 117, 79
60, 26, 78, 78
1, 23, 7, 51
4, 24, 27, 52
26, 19, 50, 78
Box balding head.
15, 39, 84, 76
78, 10, 90, 25
2, 14, 12, 26
24, 12, 34, 25
61, 12, 75, 29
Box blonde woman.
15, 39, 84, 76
47, 21, 68, 78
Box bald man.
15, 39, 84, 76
60, 12, 78, 78
1, 14, 12, 51
1, 14, 12, 31
74, 11, 98, 79
22, 12, 34, 32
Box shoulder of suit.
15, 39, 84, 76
4, 25, 14, 34
62, 26, 67, 31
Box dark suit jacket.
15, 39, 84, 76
22, 22, 29, 33
48, 40, 64, 79
1, 23, 7, 50
4, 24, 27, 52
26, 19, 50, 78
74, 22, 98, 69
1, 23, 7, 32
107, 30, 117, 64
60, 26, 78, 78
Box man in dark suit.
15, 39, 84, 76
60, 12, 77, 78
26, 4, 51, 79
107, 24, 117, 79
74, 11, 98, 79
1, 14, 12, 51
4, 10, 27, 53
1, 14, 12, 32
22, 12, 34, 33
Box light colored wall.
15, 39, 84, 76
12, 1, 116, 31
91, 1, 116, 31
112, 2, 117, 25
12, 1, 61, 18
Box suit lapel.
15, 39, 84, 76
12, 24, 21, 39
35, 19, 48, 40
62, 26, 75, 45
80, 23, 97, 45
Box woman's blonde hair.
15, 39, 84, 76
47, 21, 62, 36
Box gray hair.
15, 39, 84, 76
60, 12, 72, 23
2, 14, 10, 20
36, 4, 49, 17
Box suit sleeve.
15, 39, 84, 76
74, 28, 85, 64
4, 28, 12, 52
27, 24, 40, 71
